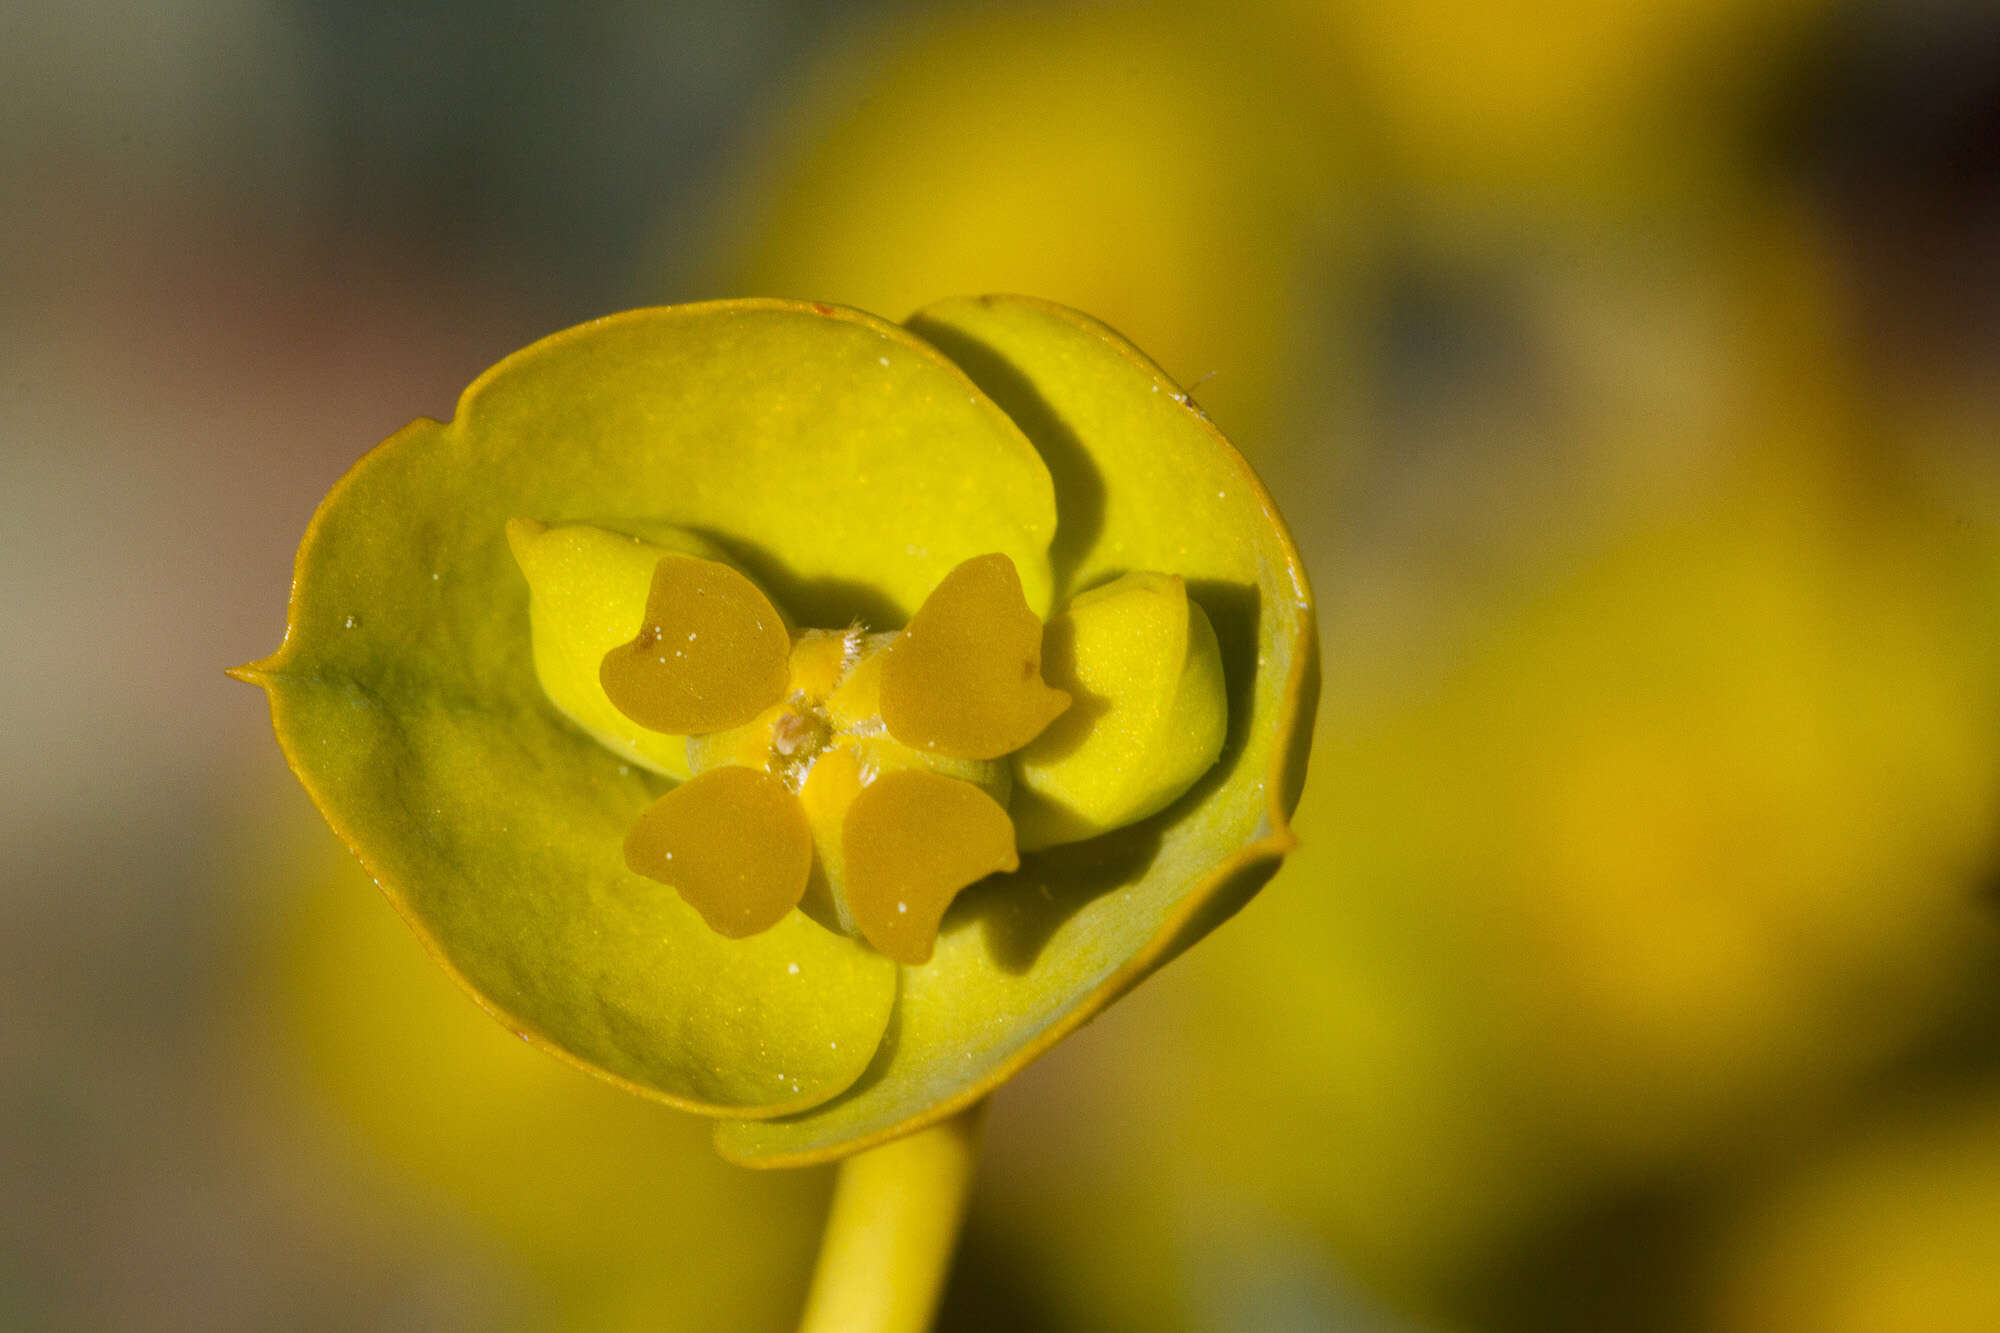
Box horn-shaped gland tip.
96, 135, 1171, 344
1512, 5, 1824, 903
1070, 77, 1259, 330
601, 557, 791, 736
625, 765, 812, 937
880, 553, 1070, 760
841, 769, 1019, 965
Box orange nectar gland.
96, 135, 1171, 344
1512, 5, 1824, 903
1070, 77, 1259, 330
612, 552, 1068, 965
881, 553, 1072, 759
600, 556, 792, 735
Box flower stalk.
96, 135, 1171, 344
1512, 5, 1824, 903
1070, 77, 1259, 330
797, 1103, 988, 1333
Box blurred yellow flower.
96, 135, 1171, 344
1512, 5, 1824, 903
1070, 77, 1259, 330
710, 4, 1363, 452
1705, 1084, 2000, 1332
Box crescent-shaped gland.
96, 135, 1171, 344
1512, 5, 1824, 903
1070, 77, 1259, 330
624, 766, 812, 938
880, 553, 1071, 759
841, 770, 1019, 966
601, 556, 791, 735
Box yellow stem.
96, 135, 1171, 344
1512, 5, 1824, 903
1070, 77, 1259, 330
796, 1104, 988, 1333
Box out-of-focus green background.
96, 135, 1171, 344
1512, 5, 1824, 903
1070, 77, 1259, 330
5, 1, 1996, 1329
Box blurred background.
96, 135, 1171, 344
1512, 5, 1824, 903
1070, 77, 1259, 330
3, 0, 1996, 1328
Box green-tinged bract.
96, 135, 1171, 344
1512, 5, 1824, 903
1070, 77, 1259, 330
240, 295, 1315, 1166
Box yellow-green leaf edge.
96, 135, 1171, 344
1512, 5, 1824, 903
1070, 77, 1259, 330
241, 299, 1062, 1121
716, 295, 1319, 1166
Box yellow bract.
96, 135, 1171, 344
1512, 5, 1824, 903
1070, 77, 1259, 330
601, 555, 793, 737
1011, 572, 1229, 851
881, 552, 1072, 759
248, 297, 1309, 1155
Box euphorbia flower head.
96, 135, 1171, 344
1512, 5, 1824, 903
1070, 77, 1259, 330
238, 295, 1315, 1166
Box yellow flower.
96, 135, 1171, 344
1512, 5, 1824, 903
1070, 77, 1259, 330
237, 295, 1315, 1166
